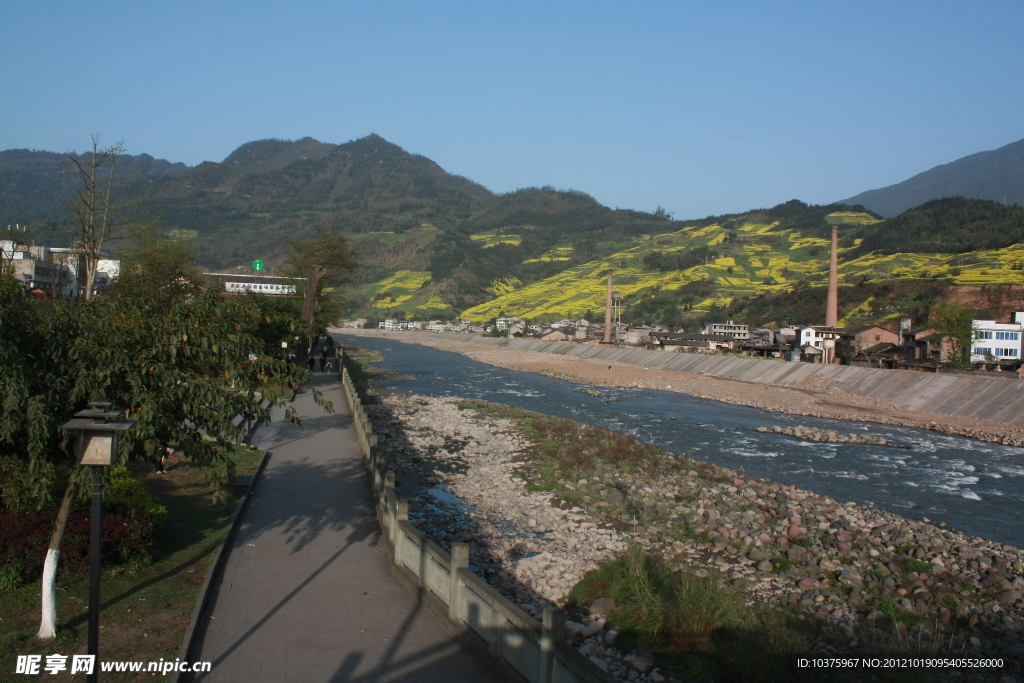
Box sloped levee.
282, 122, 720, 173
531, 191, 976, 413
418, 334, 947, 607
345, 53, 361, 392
407, 333, 1024, 427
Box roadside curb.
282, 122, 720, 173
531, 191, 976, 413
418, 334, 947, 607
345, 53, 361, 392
171, 446, 271, 683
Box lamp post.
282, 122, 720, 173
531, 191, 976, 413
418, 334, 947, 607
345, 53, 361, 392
61, 402, 135, 683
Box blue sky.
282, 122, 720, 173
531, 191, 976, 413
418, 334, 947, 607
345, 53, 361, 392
2, 1, 1022, 219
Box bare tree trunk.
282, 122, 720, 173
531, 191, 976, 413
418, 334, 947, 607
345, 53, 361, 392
38, 481, 78, 639
303, 264, 326, 334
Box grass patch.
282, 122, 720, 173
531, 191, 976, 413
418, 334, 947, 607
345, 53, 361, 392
0, 454, 248, 682
570, 544, 742, 653
568, 546, 835, 682
771, 555, 796, 573
454, 398, 661, 474
902, 558, 932, 573
876, 595, 923, 625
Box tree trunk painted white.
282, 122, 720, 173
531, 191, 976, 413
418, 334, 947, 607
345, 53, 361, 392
37, 549, 60, 639
37, 481, 78, 640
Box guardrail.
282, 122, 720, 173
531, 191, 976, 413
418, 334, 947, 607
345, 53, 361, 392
338, 353, 613, 683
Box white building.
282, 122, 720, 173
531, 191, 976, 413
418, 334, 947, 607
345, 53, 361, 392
700, 320, 750, 340
971, 313, 1024, 363
495, 316, 518, 331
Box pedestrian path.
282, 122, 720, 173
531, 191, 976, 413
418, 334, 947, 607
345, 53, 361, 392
192, 346, 497, 682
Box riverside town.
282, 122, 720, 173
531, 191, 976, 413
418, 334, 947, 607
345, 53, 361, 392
4, 5, 1024, 682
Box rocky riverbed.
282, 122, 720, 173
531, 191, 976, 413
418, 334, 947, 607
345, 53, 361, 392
367, 392, 1024, 680
757, 424, 889, 445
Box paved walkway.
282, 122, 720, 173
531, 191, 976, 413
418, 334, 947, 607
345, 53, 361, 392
192, 344, 497, 682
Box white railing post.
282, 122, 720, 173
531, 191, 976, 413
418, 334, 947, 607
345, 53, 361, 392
539, 607, 566, 683
448, 543, 469, 621
394, 499, 408, 552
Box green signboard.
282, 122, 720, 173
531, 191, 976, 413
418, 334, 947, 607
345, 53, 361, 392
252, 260, 264, 271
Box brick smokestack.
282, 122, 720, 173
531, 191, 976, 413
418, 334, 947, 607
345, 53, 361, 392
825, 224, 839, 327
604, 272, 613, 343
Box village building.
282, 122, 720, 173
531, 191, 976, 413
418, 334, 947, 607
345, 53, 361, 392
649, 332, 734, 353
699, 320, 750, 340
971, 312, 1024, 366
539, 328, 569, 342
624, 326, 652, 346
797, 325, 844, 363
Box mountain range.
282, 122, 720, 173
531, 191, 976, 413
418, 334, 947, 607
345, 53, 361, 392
2, 134, 1024, 327
841, 137, 1024, 217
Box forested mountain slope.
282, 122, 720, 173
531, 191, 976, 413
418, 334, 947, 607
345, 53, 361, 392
5, 136, 1024, 327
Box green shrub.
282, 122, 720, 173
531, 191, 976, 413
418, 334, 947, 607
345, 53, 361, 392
941, 593, 960, 611
0, 457, 57, 513
903, 558, 932, 573
771, 555, 795, 573
0, 556, 25, 592
877, 595, 898, 623
570, 544, 741, 653
104, 466, 167, 529
876, 595, 922, 625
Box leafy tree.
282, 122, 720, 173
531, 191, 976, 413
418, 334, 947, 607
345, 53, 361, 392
1, 233, 326, 638
929, 300, 976, 368
284, 226, 357, 363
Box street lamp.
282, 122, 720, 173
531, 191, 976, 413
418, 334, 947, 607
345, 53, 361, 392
61, 402, 135, 683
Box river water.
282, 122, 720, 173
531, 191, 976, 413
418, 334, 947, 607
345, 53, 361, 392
335, 334, 1024, 549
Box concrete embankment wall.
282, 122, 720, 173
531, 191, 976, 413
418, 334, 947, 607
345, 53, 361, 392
374, 331, 1024, 427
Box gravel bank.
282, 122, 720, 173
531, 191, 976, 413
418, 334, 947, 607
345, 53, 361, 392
367, 392, 1024, 680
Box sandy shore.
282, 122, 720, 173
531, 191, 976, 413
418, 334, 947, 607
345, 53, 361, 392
340, 330, 1024, 447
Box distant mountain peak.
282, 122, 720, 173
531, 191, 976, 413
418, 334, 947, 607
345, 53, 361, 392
222, 137, 337, 171
841, 137, 1024, 217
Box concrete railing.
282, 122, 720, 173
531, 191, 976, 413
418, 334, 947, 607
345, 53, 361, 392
337, 354, 613, 683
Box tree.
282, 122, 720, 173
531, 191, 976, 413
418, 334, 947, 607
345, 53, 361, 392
0, 274, 83, 639
59, 136, 144, 299
929, 300, 976, 368
284, 226, 357, 364
2, 237, 326, 640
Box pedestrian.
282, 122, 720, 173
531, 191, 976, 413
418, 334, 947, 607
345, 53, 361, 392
318, 356, 325, 372
157, 447, 171, 474
307, 356, 316, 371
325, 358, 334, 373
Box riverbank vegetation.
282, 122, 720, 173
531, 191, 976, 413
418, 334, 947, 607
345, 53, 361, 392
438, 396, 1019, 682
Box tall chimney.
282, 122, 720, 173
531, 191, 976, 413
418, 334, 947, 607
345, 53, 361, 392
825, 224, 839, 327
604, 272, 613, 343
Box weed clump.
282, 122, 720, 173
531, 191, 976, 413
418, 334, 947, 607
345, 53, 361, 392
570, 544, 741, 653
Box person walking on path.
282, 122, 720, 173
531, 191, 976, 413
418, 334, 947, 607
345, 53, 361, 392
156, 446, 171, 474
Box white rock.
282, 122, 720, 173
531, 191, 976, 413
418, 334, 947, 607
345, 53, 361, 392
581, 618, 606, 637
